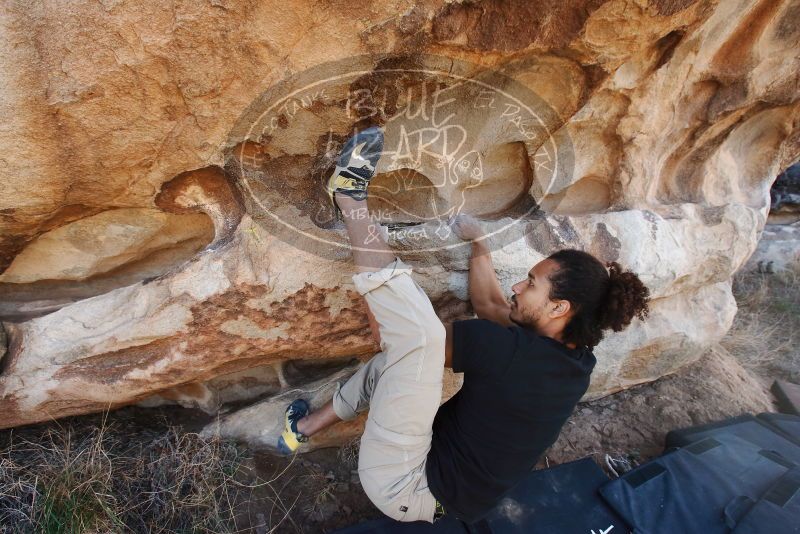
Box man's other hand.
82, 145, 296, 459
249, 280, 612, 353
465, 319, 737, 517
450, 214, 483, 241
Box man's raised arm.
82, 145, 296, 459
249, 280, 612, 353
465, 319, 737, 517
450, 215, 513, 327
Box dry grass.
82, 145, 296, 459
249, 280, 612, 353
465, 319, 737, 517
0, 407, 378, 533
336, 437, 360, 471
0, 413, 273, 534
722, 263, 800, 380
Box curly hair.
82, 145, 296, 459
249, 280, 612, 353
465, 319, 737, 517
547, 249, 651, 349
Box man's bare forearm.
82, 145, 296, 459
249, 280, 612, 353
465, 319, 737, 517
468, 240, 508, 313
450, 214, 512, 324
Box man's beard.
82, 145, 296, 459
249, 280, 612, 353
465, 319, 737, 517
510, 303, 541, 332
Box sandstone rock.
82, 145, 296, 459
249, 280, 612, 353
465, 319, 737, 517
0, 205, 759, 430
0, 208, 213, 284
0, 0, 798, 442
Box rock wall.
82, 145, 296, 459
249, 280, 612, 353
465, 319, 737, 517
0, 0, 799, 447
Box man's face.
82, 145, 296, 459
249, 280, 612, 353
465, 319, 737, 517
509, 259, 564, 331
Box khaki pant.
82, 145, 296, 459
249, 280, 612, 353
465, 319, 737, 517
332, 257, 445, 523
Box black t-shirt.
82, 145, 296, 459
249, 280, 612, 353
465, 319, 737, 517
425, 318, 596, 523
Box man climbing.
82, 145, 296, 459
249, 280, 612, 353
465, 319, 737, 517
277, 126, 652, 524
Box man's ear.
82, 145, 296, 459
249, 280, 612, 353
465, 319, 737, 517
551, 299, 571, 318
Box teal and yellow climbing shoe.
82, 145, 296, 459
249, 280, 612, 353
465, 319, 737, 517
277, 399, 310, 455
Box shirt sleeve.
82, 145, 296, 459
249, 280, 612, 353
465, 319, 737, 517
451, 318, 517, 377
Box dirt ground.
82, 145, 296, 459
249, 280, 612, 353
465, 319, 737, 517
542, 344, 774, 468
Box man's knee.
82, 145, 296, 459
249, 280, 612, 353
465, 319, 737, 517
332, 382, 360, 421
333, 356, 384, 420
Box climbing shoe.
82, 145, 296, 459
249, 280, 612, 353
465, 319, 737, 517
433, 500, 446, 522
326, 126, 384, 211
605, 453, 638, 478
277, 399, 310, 455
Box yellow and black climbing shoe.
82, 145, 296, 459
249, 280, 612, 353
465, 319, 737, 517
277, 399, 310, 455
433, 500, 446, 521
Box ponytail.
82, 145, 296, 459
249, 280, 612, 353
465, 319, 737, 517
547, 250, 651, 349
595, 261, 651, 333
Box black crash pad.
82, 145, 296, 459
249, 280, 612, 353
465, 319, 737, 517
664, 414, 800, 464
481, 458, 627, 534
758, 412, 800, 444
731, 466, 800, 533
599, 434, 796, 534
334, 458, 628, 534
